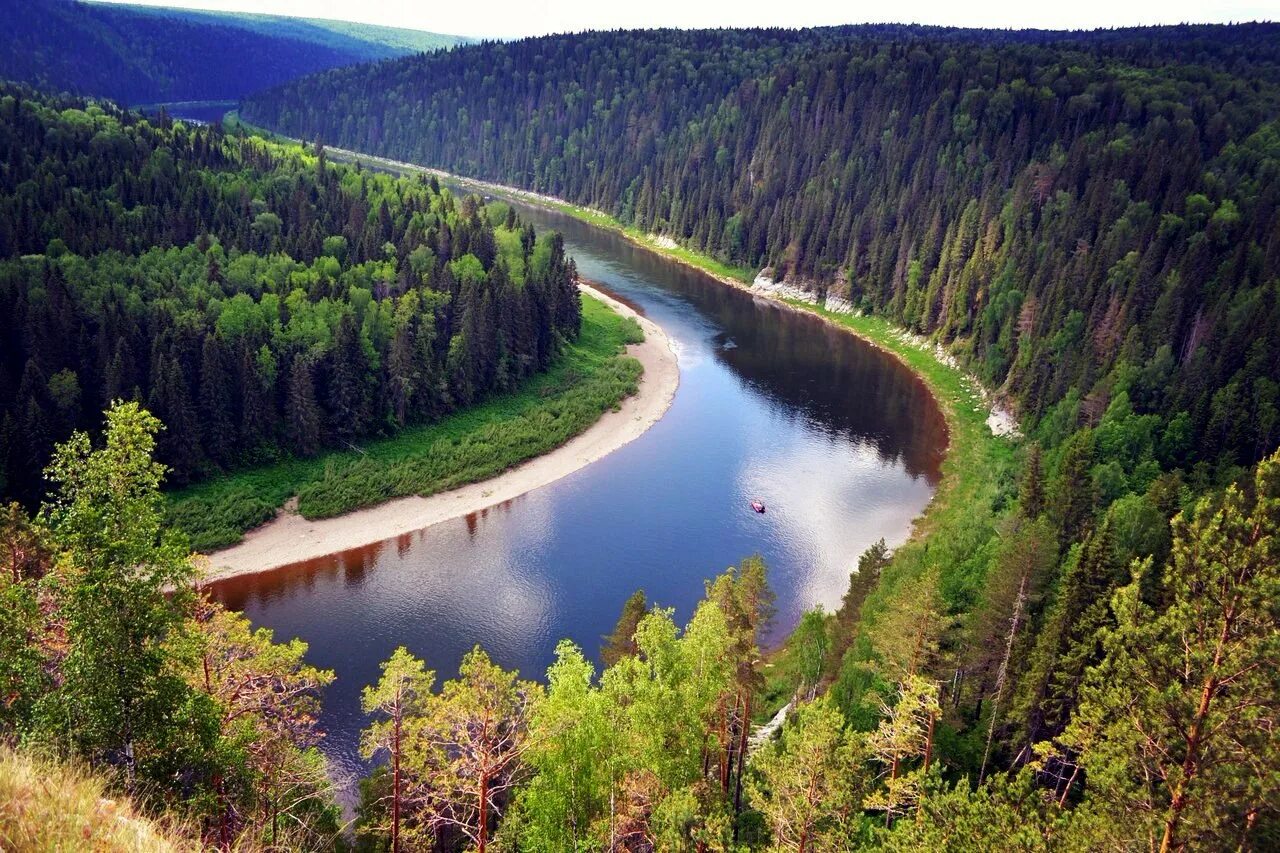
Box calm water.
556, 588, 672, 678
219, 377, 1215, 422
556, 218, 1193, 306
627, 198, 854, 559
210, 201, 948, 786
139, 102, 235, 125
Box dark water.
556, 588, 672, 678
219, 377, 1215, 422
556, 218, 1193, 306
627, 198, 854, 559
210, 202, 948, 787
138, 102, 234, 125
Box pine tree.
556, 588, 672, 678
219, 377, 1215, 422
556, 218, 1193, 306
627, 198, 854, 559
1050, 451, 1280, 852
362, 647, 434, 853
1011, 522, 1123, 750
600, 588, 648, 667
407, 646, 541, 853
197, 335, 235, 468
1019, 443, 1046, 520
196, 601, 337, 847
865, 674, 942, 825
746, 695, 863, 851
286, 354, 322, 456
1049, 429, 1096, 545
326, 314, 374, 442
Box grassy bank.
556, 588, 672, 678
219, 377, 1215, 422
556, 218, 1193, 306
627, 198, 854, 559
168, 295, 644, 552
0, 747, 197, 852
223, 115, 1017, 691
754, 305, 1016, 718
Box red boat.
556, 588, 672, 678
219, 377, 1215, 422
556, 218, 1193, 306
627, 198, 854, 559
750, 500, 766, 513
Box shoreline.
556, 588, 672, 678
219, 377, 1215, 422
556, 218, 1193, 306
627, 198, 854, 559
200, 283, 679, 584
279, 133, 1012, 447
221, 116, 1016, 593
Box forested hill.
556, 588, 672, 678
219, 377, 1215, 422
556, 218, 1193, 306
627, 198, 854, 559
237, 26, 1280, 846
0, 0, 467, 105
0, 84, 582, 505
244, 24, 1280, 475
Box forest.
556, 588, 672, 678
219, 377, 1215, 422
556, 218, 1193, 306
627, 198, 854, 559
0, 84, 583, 521
2, 401, 1277, 849
235, 23, 1280, 848
246, 23, 1280, 474
1, 0, 464, 106
0, 18, 1278, 853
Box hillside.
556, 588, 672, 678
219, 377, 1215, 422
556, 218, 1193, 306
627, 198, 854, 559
0, 748, 199, 851
0, 84, 583, 526
0, 0, 466, 105
244, 25, 1280, 473
95, 3, 472, 58
236, 24, 1280, 847
1, 18, 1278, 852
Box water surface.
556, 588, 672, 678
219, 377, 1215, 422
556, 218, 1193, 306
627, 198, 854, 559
211, 201, 948, 785
138, 101, 234, 125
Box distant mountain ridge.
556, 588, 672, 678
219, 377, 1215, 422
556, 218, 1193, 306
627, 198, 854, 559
94, 3, 472, 58
0, 0, 469, 105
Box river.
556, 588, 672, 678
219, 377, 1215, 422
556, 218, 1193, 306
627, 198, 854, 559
208, 196, 948, 788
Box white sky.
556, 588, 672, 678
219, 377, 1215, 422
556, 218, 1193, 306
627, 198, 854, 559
90, 0, 1279, 40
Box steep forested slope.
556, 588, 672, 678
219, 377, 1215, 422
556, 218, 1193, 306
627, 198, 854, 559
237, 25, 1280, 847
0, 0, 464, 105
0, 85, 581, 503
245, 24, 1280, 474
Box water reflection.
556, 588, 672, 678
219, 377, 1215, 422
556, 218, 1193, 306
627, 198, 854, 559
209, 193, 948, 785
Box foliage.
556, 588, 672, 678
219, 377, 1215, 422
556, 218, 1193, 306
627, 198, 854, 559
35, 403, 213, 795
745, 696, 863, 852
247, 24, 1280, 475
600, 588, 648, 666
167, 294, 639, 549
1045, 451, 1280, 850
0, 402, 341, 848
0, 84, 582, 515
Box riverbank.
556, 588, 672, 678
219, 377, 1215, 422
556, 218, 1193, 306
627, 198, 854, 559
224, 113, 1017, 665
198, 284, 678, 582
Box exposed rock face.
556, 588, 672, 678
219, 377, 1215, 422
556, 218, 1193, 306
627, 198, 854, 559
751, 269, 1022, 439
751, 268, 855, 314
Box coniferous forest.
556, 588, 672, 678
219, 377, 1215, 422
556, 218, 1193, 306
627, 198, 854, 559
247, 24, 1280, 473
0, 13, 1279, 853
0, 85, 583, 508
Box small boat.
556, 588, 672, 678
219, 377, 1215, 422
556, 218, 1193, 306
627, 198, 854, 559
750, 500, 766, 514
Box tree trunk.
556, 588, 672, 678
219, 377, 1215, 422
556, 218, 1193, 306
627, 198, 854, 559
979, 572, 1028, 782
479, 773, 489, 853
392, 709, 401, 853
885, 753, 900, 827
923, 713, 936, 774
1158, 597, 1235, 853
732, 692, 751, 844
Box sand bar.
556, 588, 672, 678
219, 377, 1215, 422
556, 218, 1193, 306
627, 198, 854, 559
201, 284, 679, 583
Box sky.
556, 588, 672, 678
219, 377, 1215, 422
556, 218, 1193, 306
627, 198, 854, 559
91, 0, 1279, 40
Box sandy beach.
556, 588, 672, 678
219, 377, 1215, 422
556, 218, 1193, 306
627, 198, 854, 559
201, 284, 679, 583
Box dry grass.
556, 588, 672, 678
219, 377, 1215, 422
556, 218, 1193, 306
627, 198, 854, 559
0, 747, 198, 852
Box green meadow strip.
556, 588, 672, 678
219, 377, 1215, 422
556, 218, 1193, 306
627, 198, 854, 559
167, 296, 644, 551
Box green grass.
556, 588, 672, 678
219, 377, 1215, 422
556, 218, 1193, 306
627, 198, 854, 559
753, 304, 1016, 718
222, 116, 1016, 663
168, 296, 643, 552
791, 307, 1019, 613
